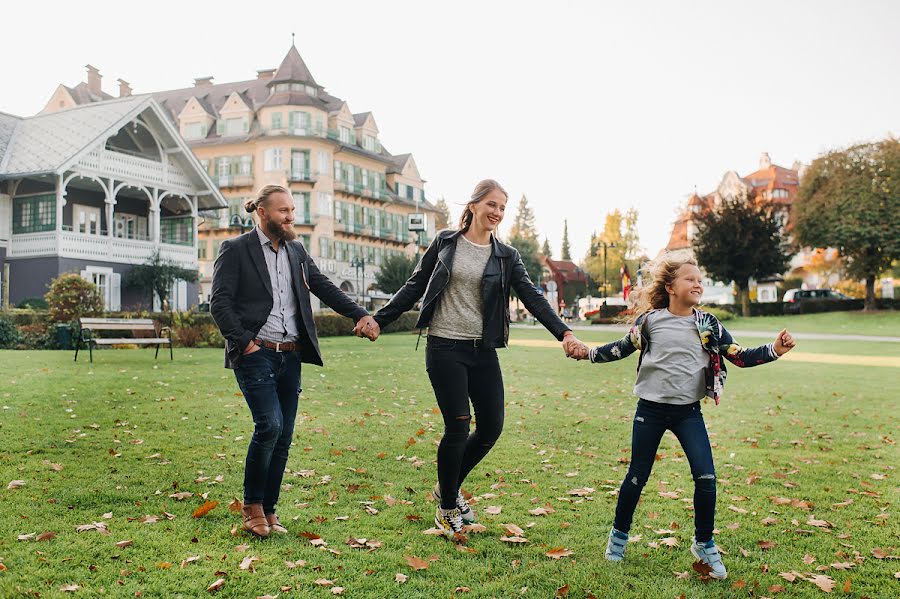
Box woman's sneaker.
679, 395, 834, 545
606, 527, 629, 561
691, 538, 728, 579
433, 483, 475, 524
434, 506, 465, 537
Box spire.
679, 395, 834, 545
269, 45, 318, 87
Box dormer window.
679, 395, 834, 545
362, 135, 379, 153
183, 121, 207, 140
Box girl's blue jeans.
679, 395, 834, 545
614, 399, 716, 542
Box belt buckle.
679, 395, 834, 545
274, 341, 282, 353
473, 338, 482, 348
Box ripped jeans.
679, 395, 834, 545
614, 399, 716, 542
425, 336, 505, 510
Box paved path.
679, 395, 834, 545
511, 323, 900, 343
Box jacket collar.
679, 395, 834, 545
440, 229, 513, 258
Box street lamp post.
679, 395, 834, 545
350, 256, 366, 307
229, 214, 254, 233
600, 241, 616, 299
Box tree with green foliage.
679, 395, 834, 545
44, 273, 104, 322
433, 197, 451, 231
125, 251, 198, 311
692, 197, 793, 316
561, 220, 571, 260
507, 234, 543, 301
375, 253, 418, 295
541, 237, 552, 258
794, 139, 900, 310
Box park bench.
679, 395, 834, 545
74, 317, 173, 363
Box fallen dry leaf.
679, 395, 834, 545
181, 555, 201, 569
207, 578, 225, 593
692, 560, 713, 576
568, 487, 595, 497
803, 553, 817, 564
500, 535, 529, 543
545, 547, 574, 560
239, 555, 259, 571
228, 498, 243, 513
314, 578, 334, 586
394, 573, 408, 583
555, 583, 570, 596
484, 506, 502, 515
17, 533, 35, 541
7, 480, 25, 490
806, 574, 835, 593
758, 540, 776, 550
169, 492, 193, 501
59, 584, 80, 592
779, 571, 801, 582
503, 523, 525, 536
331, 588, 344, 595
192, 500, 219, 518
405, 555, 429, 570
673, 571, 690, 579
115, 539, 133, 548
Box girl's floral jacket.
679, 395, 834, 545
588, 308, 779, 404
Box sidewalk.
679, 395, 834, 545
511, 323, 900, 343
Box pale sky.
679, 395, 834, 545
3, 0, 898, 260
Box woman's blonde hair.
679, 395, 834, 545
628, 252, 698, 322
244, 184, 290, 214
458, 179, 508, 230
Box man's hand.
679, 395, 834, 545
562, 332, 589, 360
773, 328, 795, 356
353, 316, 380, 342
242, 340, 260, 355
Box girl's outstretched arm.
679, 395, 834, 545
717, 325, 794, 367
588, 325, 640, 364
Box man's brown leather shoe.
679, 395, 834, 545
241, 503, 270, 538
266, 513, 288, 534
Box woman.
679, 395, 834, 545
368, 179, 589, 537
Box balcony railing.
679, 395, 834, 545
9, 231, 196, 268
294, 215, 317, 226
216, 174, 254, 187
77, 149, 193, 192
263, 126, 326, 138
287, 170, 316, 183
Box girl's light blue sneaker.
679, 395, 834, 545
691, 537, 728, 579
605, 527, 629, 561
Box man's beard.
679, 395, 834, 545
266, 219, 296, 241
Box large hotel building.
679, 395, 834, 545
41, 45, 439, 309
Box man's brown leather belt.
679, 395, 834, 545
254, 339, 301, 352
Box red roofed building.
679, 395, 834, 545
540, 256, 589, 313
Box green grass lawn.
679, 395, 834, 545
1, 330, 897, 598
713, 310, 900, 337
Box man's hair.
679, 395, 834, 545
244, 185, 289, 213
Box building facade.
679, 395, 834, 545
44, 47, 439, 309
663, 152, 812, 302
0, 96, 225, 309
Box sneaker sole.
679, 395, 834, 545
690, 545, 727, 579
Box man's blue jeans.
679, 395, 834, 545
614, 399, 717, 542
234, 347, 301, 514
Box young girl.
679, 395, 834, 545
586, 254, 795, 579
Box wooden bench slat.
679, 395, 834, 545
82, 323, 158, 330
92, 338, 171, 345
80, 318, 155, 325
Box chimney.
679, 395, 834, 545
85, 64, 102, 96
759, 152, 772, 170
257, 68, 276, 80
117, 78, 132, 97
194, 76, 214, 87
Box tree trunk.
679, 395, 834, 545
864, 273, 877, 311
738, 280, 751, 317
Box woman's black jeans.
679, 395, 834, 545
614, 399, 717, 542
234, 347, 302, 515
425, 336, 505, 509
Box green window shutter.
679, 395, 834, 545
216, 120, 224, 135
272, 112, 282, 128
243, 118, 249, 133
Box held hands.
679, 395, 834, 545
353, 316, 380, 342
773, 328, 795, 356
562, 332, 589, 360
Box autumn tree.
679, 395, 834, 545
584, 209, 640, 295
508, 195, 538, 242
433, 197, 451, 231
693, 198, 793, 316
794, 139, 900, 309
561, 220, 572, 260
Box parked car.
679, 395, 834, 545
782, 288, 852, 313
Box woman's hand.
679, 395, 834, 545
562, 333, 589, 360
773, 328, 795, 356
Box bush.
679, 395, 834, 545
833, 279, 867, 299
45, 274, 103, 322
17, 297, 48, 310
16, 322, 55, 349
699, 305, 734, 321
0, 317, 21, 348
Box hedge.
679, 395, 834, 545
0, 309, 422, 350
